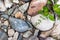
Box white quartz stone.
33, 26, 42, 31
13, 0, 19, 3
31, 14, 54, 31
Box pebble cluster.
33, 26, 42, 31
0, 0, 60, 40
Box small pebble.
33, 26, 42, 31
13, 0, 19, 3
1, 15, 9, 19
45, 37, 56, 40
4, 20, 9, 26
8, 29, 15, 37
23, 31, 32, 38
8, 37, 12, 40
12, 32, 19, 40
15, 11, 25, 19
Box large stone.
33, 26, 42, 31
28, 0, 47, 16
31, 14, 54, 31
9, 17, 30, 32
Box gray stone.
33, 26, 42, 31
19, 3, 29, 13
0, 30, 8, 40
9, 17, 30, 32
1, 15, 9, 19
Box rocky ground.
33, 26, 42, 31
0, 0, 60, 40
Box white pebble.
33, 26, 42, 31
8, 29, 15, 37
23, 31, 32, 38
12, 32, 19, 40
8, 37, 12, 40
4, 21, 9, 26
13, 0, 19, 3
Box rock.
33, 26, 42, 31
1, 15, 9, 19
4, 0, 13, 8
28, 0, 47, 16
13, 0, 19, 3
8, 29, 15, 37
9, 17, 30, 32
8, 37, 12, 40
0, 0, 6, 11
27, 15, 32, 21
34, 29, 39, 36
7, 5, 18, 15
19, 3, 29, 13
12, 32, 19, 40
29, 36, 39, 40
31, 14, 54, 31
45, 37, 56, 40
22, 0, 31, 2
18, 34, 23, 40
15, 11, 25, 19
23, 31, 32, 38
0, 30, 8, 40
1, 25, 8, 29
50, 20, 60, 39
4, 20, 9, 26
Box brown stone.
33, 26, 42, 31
28, 0, 47, 16
15, 11, 25, 19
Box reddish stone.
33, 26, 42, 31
28, 0, 47, 16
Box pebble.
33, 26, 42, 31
31, 14, 54, 31
23, 31, 32, 38
8, 37, 12, 40
4, 0, 13, 8
12, 32, 19, 40
0, 0, 6, 11
50, 20, 60, 39
28, 0, 47, 16
1, 25, 8, 29
15, 11, 25, 19
9, 17, 29, 32
19, 3, 29, 13
0, 30, 8, 40
45, 37, 56, 40
22, 0, 31, 2
4, 20, 9, 26
18, 34, 23, 40
1, 15, 9, 19
13, 0, 19, 3
8, 29, 15, 37
27, 15, 32, 21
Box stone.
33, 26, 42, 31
9, 17, 30, 32
4, 0, 13, 8
1, 15, 9, 19
50, 20, 60, 39
13, 0, 19, 3
18, 34, 23, 40
31, 14, 54, 31
28, 0, 47, 16
27, 15, 32, 21
0, 0, 6, 11
0, 30, 8, 40
22, 0, 31, 2
12, 32, 19, 40
8, 37, 12, 40
1, 25, 8, 29
19, 3, 29, 13
8, 29, 15, 37
23, 31, 32, 38
15, 11, 25, 19
45, 37, 56, 40
4, 20, 9, 26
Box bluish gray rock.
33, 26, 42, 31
0, 30, 8, 40
1, 15, 9, 19
9, 17, 29, 32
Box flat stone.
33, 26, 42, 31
28, 0, 47, 16
9, 17, 29, 32
8, 37, 12, 40
8, 29, 15, 37
31, 14, 54, 31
